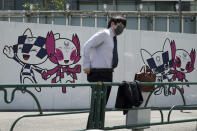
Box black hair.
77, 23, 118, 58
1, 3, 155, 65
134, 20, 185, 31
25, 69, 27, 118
107, 16, 127, 28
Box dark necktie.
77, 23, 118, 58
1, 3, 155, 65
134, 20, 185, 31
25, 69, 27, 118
112, 36, 118, 68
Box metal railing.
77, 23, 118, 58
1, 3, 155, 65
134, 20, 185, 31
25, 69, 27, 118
1, 82, 197, 130
0, 10, 196, 33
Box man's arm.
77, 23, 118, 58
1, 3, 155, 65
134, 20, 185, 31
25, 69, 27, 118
82, 30, 107, 73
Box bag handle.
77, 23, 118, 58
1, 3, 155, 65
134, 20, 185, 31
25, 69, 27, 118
140, 65, 152, 73
140, 65, 146, 73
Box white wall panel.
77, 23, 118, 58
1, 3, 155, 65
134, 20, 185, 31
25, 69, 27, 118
0, 21, 197, 110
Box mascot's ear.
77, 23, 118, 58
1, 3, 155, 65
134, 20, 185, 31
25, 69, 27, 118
140, 49, 152, 65
72, 34, 80, 56
46, 31, 58, 64
190, 49, 196, 65
140, 49, 157, 70
170, 40, 176, 60
186, 49, 196, 73
163, 38, 172, 59
23, 28, 33, 37
46, 31, 55, 55
189, 49, 196, 72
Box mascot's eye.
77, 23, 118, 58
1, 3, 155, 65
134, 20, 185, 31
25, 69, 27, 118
55, 48, 64, 60
70, 50, 77, 61
186, 62, 191, 70
164, 63, 168, 69
18, 47, 22, 50
175, 57, 181, 68
31, 49, 38, 52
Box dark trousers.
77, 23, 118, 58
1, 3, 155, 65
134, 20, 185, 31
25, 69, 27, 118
86, 69, 113, 129
87, 70, 113, 103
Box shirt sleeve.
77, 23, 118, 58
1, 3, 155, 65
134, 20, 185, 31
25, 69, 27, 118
83, 30, 107, 69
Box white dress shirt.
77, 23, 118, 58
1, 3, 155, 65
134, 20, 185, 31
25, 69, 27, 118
83, 28, 115, 69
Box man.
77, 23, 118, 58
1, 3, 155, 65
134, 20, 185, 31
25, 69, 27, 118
83, 16, 126, 101
83, 16, 126, 128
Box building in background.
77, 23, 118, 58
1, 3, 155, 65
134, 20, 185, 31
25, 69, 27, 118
0, 0, 195, 11
0, 0, 196, 34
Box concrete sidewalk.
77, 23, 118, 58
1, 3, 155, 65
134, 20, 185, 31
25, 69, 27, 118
0, 110, 197, 131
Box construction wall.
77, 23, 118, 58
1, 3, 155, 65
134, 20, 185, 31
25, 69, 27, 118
0, 21, 197, 110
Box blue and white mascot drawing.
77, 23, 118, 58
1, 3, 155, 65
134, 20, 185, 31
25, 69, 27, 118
3, 28, 47, 92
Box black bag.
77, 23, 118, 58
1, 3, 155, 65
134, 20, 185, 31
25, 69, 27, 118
115, 81, 143, 114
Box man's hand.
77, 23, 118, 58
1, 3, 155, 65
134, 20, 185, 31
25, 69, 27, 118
84, 68, 90, 74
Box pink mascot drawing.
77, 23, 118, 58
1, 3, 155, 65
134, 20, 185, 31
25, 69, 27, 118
42, 31, 81, 93
169, 40, 196, 94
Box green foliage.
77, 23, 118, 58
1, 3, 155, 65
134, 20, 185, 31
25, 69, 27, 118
23, 0, 67, 10
23, 3, 41, 10
53, 0, 67, 10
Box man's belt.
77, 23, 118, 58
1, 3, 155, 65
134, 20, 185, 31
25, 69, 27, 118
91, 68, 114, 72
